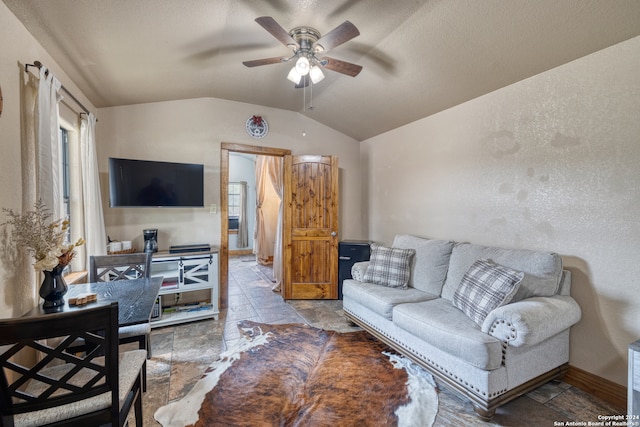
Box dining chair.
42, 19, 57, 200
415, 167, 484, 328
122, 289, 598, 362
90, 252, 153, 391
0, 302, 145, 427
90, 252, 152, 282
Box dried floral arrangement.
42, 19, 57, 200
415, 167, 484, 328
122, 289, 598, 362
2, 200, 85, 271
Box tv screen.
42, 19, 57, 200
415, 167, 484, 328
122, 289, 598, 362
109, 157, 204, 207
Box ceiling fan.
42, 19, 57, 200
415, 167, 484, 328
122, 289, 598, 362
243, 16, 363, 87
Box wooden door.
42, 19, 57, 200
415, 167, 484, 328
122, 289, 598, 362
283, 155, 339, 300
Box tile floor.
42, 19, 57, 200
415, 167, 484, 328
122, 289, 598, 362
141, 255, 623, 426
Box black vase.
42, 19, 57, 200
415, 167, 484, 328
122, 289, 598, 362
40, 265, 68, 308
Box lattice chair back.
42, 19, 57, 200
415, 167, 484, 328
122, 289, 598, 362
0, 303, 121, 426
90, 253, 152, 282
88, 252, 154, 384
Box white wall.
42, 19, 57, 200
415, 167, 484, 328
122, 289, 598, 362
362, 36, 640, 386
96, 98, 362, 253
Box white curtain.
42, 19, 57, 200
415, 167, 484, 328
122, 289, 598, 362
253, 157, 269, 264
23, 64, 108, 273
21, 67, 38, 213
36, 66, 64, 219
80, 113, 107, 267
237, 181, 249, 248
15, 65, 63, 310
17, 66, 40, 311
266, 157, 284, 291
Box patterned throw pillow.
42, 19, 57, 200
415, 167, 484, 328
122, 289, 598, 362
362, 243, 415, 289
453, 259, 524, 326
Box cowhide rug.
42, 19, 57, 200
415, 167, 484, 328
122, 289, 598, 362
154, 321, 438, 427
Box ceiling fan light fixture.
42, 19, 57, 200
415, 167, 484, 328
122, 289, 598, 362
295, 56, 310, 76
309, 65, 325, 84
287, 67, 302, 84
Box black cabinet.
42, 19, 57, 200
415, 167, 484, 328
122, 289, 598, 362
338, 241, 371, 300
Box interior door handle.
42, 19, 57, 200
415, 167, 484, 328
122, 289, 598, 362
331, 231, 337, 237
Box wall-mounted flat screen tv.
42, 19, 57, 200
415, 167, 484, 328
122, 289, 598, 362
109, 157, 204, 208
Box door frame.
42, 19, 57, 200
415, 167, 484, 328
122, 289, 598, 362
219, 142, 291, 309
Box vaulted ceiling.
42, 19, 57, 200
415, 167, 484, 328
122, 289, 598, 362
4, 0, 640, 140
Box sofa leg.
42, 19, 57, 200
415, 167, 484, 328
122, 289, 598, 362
473, 405, 495, 421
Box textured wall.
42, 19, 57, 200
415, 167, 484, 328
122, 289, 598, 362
96, 98, 362, 253
361, 36, 640, 385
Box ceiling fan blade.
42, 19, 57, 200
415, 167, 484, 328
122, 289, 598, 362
243, 57, 288, 67
321, 57, 363, 77
255, 16, 299, 49
313, 21, 359, 53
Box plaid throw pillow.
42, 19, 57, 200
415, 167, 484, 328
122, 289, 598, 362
453, 259, 524, 326
363, 243, 415, 289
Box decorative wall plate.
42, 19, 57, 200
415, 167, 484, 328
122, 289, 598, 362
246, 115, 268, 138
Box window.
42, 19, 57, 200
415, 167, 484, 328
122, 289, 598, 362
60, 127, 71, 243
228, 182, 241, 230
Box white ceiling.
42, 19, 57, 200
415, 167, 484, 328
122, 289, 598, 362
4, 0, 640, 141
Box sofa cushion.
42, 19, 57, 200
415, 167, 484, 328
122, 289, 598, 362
453, 259, 524, 326
441, 243, 563, 302
391, 235, 454, 295
393, 299, 504, 370
342, 279, 437, 320
363, 243, 415, 289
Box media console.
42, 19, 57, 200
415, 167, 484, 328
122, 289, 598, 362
149, 248, 219, 328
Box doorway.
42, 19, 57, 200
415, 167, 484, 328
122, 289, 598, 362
219, 143, 291, 309
227, 154, 256, 258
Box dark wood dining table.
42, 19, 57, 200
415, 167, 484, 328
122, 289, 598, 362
23, 277, 162, 327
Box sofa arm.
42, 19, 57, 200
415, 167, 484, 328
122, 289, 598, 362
351, 261, 370, 282
482, 295, 582, 347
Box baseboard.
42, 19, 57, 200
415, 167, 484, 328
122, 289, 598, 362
563, 365, 626, 411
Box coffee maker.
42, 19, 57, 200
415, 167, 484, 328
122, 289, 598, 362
143, 229, 158, 253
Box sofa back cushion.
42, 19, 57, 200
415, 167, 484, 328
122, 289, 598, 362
441, 242, 563, 302
392, 235, 454, 295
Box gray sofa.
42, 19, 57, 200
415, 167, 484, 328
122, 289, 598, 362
342, 235, 582, 420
